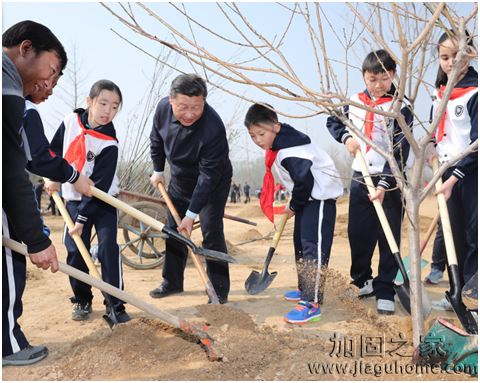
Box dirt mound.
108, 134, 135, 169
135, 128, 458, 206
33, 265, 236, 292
236, 205, 265, 219
196, 304, 255, 331
225, 240, 243, 255
233, 228, 266, 243
403, 214, 435, 234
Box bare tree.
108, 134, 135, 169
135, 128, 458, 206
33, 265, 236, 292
102, 2, 478, 345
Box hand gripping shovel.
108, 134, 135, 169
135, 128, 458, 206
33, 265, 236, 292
156, 182, 220, 305
89, 186, 238, 265
2, 236, 221, 361
245, 212, 288, 295
47, 184, 129, 328
432, 158, 477, 334
355, 151, 431, 319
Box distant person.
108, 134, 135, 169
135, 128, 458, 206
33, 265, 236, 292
230, 181, 237, 203
3, 20, 65, 367
245, 103, 343, 325
237, 183, 242, 203
50, 80, 130, 323
425, 30, 478, 312
256, 186, 262, 200
243, 182, 251, 203
149, 74, 232, 304
326, 49, 413, 315
35, 179, 45, 210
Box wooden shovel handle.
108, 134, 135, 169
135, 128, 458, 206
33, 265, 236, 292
355, 150, 400, 254
157, 182, 219, 304
432, 158, 458, 266
420, 210, 441, 255
45, 179, 102, 280
271, 213, 289, 250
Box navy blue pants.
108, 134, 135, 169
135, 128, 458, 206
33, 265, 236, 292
348, 172, 403, 301
64, 200, 125, 313
442, 168, 478, 292
161, 179, 231, 299
2, 210, 29, 357
293, 199, 337, 304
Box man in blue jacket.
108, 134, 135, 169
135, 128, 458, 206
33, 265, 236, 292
149, 74, 233, 304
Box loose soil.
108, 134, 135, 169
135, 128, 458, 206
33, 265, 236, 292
2, 195, 475, 381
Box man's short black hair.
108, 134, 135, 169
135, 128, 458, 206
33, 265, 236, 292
2, 20, 68, 71
244, 103, 278, 128
170, 74, 208, 99
361, 49, 396, 76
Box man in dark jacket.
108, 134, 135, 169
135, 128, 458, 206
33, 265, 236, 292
149, 74, 233, 304
2, 20, 67, 366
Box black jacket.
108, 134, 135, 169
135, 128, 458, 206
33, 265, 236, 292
150, 96, 232, 214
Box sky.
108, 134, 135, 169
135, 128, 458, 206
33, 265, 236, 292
2, 2, 477, 163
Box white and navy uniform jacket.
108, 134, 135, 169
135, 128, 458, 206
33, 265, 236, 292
430, 66, 478, 290
431, 67, 478, 180
2, 52, 51, 357
50, 110, 119, 224
24, 100, 80, 184
272, 123, 342, 303
327, 85, 413, 190
50, 110, 125, 309
326, 86, 413, 302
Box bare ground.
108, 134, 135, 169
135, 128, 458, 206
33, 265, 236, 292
2, 195, 475, 381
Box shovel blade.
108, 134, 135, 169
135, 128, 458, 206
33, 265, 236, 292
195, 247, 239, 264
394, 282, 431, 320
245, 270, 277, 295
462, 272, 478, 310
446, 292, 478, 335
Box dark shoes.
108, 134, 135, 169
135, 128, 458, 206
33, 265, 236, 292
72, 302, 93, 321
2, 345, 49, 366
149, 284, 184, 299
207, 295, 228, 305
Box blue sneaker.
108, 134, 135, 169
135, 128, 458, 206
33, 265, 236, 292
424, 269, 444, 284
284, 301, 322, 325
284, 288, 301, 302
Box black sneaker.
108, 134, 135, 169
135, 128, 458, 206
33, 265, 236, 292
149, 285, 184, 299
2, 345, 48, 366
207, 296, 228, 305
72, 302, 92, 321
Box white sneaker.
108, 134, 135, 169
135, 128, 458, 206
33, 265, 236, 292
377, 299, 395, 315
432, 296, 453, 311
358, 279, 374, 298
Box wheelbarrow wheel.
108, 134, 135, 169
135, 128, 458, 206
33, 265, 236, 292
118, 202, 168, 270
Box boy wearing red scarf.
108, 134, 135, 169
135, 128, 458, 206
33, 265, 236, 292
326, 49, 413, 315
245, 103, 343, 325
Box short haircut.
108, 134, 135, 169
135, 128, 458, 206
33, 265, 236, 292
170, 74, 208, 99
244, 103, 278, 128
362, 49, 396, 76
2, 20, 68, 71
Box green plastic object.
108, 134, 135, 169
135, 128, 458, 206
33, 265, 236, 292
413, 318, 478, 376
395, 255, 429, 282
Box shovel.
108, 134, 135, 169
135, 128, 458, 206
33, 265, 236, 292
245, 212, 289, 295
89, 186, 238, 265
156, 182, 220, 305
432, 158, 477, 334
355, 151, 431, 319
395, 210, 440, 283
47, 184, 129, 328
2, 236, 221, 361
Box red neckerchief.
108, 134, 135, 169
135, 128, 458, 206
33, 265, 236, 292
64, 115, 116, 172
260, 148, 279, 224
357, 92, 392, 152
434, 86, 477, 144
